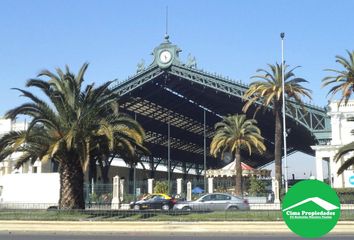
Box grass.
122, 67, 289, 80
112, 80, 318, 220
0, 209, 352, 221
0, 210, 91, 221
105, 211, 284, 221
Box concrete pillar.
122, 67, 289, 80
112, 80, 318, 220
149, 157, 155, 179
22, 162, 29, 174
272, 177, 280, 204
195, 164, 200, 180
332, 155, 344, 188
326, 157, 333, 187
128, 166, 134, 194
316, 156, 324, 181
111, 175, 120, 210
176, 178, 183, 195
187, 181, 192, 201
148, 178, 154, 194
331, 114, 342, 145
182, 162, 187, 181
4, 161, 12, 175
91, 178, 95, 195
208, 178, 214, 193
120, 178, 125, 202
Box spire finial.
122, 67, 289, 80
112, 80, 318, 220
164, 6, 170, 42
166, 6, 168, 36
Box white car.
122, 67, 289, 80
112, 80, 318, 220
173, 193, 250, 211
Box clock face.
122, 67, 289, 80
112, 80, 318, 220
159, 50, 172, 63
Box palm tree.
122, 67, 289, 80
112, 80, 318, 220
243, 63, 311, 194
334, 143, 354, 175
0, 63, 147, 209
322, 51, 354, 175
322, 50, 354, 106
91, 111, 150, 183
210, 114, 266, 196
331, 115, 354, 175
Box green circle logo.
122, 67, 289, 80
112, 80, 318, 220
282, 180, 340, 238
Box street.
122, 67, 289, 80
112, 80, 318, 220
0, 232, 353, 240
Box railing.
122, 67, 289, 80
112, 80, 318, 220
0, 203, 353, 221
82, 180, 353, 204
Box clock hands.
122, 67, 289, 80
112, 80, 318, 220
159, 51, 171, 64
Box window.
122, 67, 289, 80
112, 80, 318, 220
153, 195, 164, 200
202, 194, 216, 201
215, 194, 231, 201
51, 160, 59, 172
32, 167, 37, 173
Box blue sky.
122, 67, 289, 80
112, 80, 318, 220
1, 0, 353, 116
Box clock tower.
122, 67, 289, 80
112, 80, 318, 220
152, 34, 181, 69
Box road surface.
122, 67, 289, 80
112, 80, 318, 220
0, 232, 353, 240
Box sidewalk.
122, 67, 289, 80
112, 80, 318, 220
0, 221, 353, 234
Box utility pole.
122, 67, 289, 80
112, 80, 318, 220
281, 32, 289, 193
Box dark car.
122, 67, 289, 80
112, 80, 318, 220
129, 193, 176, 211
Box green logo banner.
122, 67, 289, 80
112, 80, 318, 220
282, 180, 340, 238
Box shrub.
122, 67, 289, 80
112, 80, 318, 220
334, 188, 354, 204
154, 181, 168, 194
248, 176, 266, 196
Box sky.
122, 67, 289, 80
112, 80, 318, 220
1, 0, 354, 116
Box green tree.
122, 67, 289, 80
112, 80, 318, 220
243, 63, 311, 194
210, 114, 266, 196
322, 50, 354, 106
154, 181, 169, 194
89, 105, 149, 184
0, 63, 147, 209
248, 176, 266, 196
322, 51, 354, 174
332, 117, 354, 174
333, 142, 354, 175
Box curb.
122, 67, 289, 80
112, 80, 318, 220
0, 221, 353, 234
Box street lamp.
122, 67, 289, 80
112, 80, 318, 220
281, 32, 289, 193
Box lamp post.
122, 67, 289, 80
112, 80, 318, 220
168, 121, 171, 195
281, 32, 289, 193
203, 109, 207, 192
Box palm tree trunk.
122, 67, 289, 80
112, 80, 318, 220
274, 104, 283, 197
98, 154, 111, 184
58, 152, 85, 209
235, 150, 242, 196
101, 166, 110, 184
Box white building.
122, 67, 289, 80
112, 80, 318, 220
312, 100, 354, 188
0, 117, 198, 182
0, 118, 37, 176
0, 117, 198, 205
260, 151, 316, 181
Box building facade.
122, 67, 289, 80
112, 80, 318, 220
0, 118, 198, 182
312, 100, 354, 188
0, 118, 40, 176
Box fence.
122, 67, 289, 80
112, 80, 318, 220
83, 179, 353, 205
2, 177, 353, 213
0, 204, 353, 221
84, 180, 152, 206
2, 177, 354, 221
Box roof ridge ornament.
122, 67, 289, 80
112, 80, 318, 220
186, 53, 197, 68
164, 33, 170, 43
136, 59, 145, 73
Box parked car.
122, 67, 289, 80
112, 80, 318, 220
173, 193, 250, 211
129, 193, 176, 211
